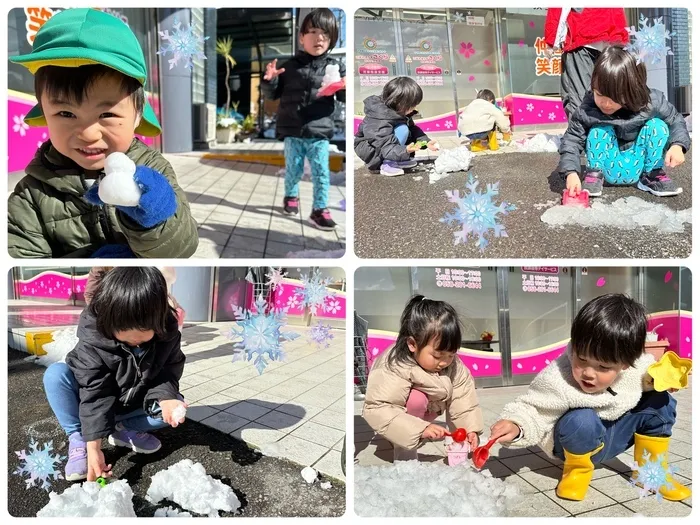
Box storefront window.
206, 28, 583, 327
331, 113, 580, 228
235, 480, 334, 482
580, 267, 639, 308
450, 9, 500, 108
355, 267, 412, 331
501, 8, 559, 96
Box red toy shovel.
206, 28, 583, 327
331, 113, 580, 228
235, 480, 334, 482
472, 438, 497, 469
562, 189, 590, 208
317, 79, 345, 98
444, 428, 467, 443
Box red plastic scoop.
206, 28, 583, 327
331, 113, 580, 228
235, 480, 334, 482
444, 428, 467, 443
472, 438, 497, 469
317, 79, 345, 98
562, 189, 590, 208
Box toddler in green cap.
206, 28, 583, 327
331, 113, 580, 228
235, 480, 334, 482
8, 8, 198, 258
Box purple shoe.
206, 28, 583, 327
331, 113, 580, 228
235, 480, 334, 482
65, 432, 88, 481
108, 429, 162, 454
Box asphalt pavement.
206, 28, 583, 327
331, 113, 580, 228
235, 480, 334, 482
354, 151, 692, 259
7, 350, 345, 517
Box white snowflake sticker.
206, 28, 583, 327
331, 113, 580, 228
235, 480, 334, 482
625, 15, 675, 65
157, 18, 208, 70
629, 450, 677, 501
293, 269, 336, 316
14, 440, 65, 491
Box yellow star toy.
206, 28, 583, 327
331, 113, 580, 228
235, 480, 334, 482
647, 351, 692, 392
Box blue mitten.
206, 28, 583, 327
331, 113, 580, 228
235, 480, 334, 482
116, 166, 177, 228
84, 184, 104, 206
90, 244, 136, 258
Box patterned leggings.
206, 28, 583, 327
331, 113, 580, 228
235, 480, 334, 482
586, 118, 668, 184
283, 137, 330, 210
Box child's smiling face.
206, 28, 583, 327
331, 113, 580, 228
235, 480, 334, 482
300, 27, 331, 56
41, 73, 140, 171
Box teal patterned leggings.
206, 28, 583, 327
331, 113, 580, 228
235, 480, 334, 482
586, 118, 668, 184
283, 137, 330, 210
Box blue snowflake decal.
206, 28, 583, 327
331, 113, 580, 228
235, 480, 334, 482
308, 322, 334, 349
14, 440, 65, 491
625, 15, 675, 66
157, 18, 208, 70
228, 295, 300, 374
293, 269, 336, 316
440, 173, 516, 251
629, 450, 677, 501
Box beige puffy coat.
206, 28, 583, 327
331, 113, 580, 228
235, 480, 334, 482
458, 98, 512, 137
363, 351, 484, 450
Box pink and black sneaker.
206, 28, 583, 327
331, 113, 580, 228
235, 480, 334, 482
638, 169, 682, 197
283, 197, 300, 215
309, 208, 337, 231
581, 170, 604, 197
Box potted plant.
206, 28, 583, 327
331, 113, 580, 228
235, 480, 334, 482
215, 36, 237, 120
480, 331, 495, 351
216, 115, 239, 144
236, 114, 258, 142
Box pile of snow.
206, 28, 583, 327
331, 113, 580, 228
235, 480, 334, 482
301, 466, 318, 484
154, 507, 192, 517
515, 133, 561, 153
430, 147, 474, 183
541, 196, 691, 233
24, 327, 78, 367
171, 404, 187, 426
38, 480, 136, 517
146, 459, 240, 517
260, 442, 284, 458
355, 461, 521, 517
322, 64, 342, 86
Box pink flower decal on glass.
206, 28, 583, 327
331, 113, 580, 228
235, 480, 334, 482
528, 21, 535, 28
664, 270, 673, 283
518, 39, 525, 47
596, 277, 606, 287
459, 41, 476, 58
468, 75, 475, 82
483, 59, 491, 66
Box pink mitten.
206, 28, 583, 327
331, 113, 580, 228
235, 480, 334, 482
446, 439, 471, 467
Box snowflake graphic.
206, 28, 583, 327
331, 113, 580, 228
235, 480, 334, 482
230, 303, 245, 320
526, 103, 534, 112
266, 267, 287, 292
14, 440, 65, 491
440, 173, 517, 251
548, 112, 556, 121
227, 295, 300, 374
453, 12, 465, 23
625, 15, 675, 65
307, 322, 334, 349
326, 299, 342, 315
157, 18, 208, 70
445, 120, 454, 129
629, 450, 677, 501
13, 115, 29, 137
293, 269, 336, 316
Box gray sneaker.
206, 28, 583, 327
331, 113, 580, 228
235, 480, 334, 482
108, 429, 162, 454
582, 170, 604, 197
638, 169, 682, 197
394, 159, 418, 169
380, 161, 404, 177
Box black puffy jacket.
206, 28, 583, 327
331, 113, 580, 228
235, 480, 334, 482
559, 89, 691, 176
261, 50, 346, 140
354, 95, 429, 171
65, 309, 185, 441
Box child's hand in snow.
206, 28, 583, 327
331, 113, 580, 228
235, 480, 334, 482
489, 419, 520, 443
161, 399, 188, 428
406, 143, 420, 153
665, 144, 685, 168
566, 172, 582, 196
427, 140, 440, 151
422, 423, 448, 440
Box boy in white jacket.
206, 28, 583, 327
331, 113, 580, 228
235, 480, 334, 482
458, 89, 512, 152
490, 294, 689, 502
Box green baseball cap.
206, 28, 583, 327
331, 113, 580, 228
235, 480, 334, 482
10, 8, 161, 136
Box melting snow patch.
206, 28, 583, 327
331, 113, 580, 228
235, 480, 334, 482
301, 466, 318, 484
515, 133, 561, 153
23, 327, 78, 367
320, 481, 332, 490
260, 442, 284, 458
541, 196, 691, 233
38, 480, 136, 517
429, 147, 474, 183
154, 506, 192, 517
146, 459, 240, 517
533, 199, 559, 210
355, 461, 521, 517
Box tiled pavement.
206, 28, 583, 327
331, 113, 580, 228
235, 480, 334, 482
177, 322, 346, 481
354, 382, 692, 517
166, 154, 346, 258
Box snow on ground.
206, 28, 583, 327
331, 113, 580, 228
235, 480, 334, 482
37, 480, 136, 517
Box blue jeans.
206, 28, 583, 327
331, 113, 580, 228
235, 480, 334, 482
553, 391, 677, 464
586, 118, 669, 184
394, 124, 409, 146
43, 362, 169, 437
283, 137, 330, 209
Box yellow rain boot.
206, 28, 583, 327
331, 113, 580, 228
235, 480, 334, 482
470, 139, 488, 152
556, 443, 604, 501
633, 433, 691, 501
488, 130, 499, 150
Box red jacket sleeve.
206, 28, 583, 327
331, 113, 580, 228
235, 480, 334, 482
544, 8, 562, 47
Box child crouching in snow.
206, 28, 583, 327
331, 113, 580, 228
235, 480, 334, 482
355, 77, 439, 177
561, 45, 690, 199
363, 295, 483, 461
490, 294, 690, 502
458, 89, 512, 152
43, 267, 187, 482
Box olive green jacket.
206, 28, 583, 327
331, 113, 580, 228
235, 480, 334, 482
8, 139, 198, 258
